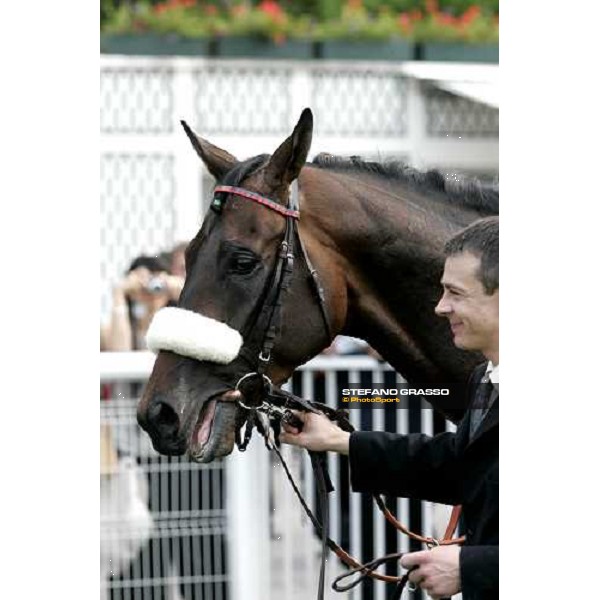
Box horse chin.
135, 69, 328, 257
188, 395, 237, 463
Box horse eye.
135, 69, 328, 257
230, 253, 258, 275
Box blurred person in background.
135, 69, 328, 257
102, 249, 227, 600
101, 254, 184, 352
161, 240, 188, 279
323, 335, 382, 359
321, 335, 383, 364
102, 252, 188, 600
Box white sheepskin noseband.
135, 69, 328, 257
146, 307, 243, 364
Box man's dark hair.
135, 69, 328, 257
444, 216, 499, 294
126, 255, 169, 274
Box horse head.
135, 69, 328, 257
137, 109, 340, 462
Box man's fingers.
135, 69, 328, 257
407, 568, 420, 584
280, 423, 300, 435
279, 431, 302, 446
287, 409, 306, 422
407, 567, 425, 585
400, 550, 429, 569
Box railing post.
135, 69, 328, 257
226, 437, 271, 600
407, 76, 427, 169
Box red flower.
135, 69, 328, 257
204, 4, 218, 16
459, 5, 481, 25
258, 0, 284, 18
434, 12, 457, 26
397, 13, 413, 33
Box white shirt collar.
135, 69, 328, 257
486, 361, 499, 388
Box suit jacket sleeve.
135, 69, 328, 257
460, 546, 499, 597
349, 430, 463, 505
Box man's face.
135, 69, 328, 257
128, 267, 172, 308
435, 252, 498, 356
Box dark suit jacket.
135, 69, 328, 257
348, 363, 498, 600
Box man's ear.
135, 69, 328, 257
181, 120, 238, 181
264, 108, 313, 187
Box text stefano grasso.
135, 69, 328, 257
342, 388, 450, 396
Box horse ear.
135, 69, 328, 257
265, 108, 313, 187
180, 120, 238, 181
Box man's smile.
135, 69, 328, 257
450, 321, 464, 334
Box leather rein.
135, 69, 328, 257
211, 181, 464, 599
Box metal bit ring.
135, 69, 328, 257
235, 372, 273, 411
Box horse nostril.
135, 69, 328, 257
148, 402, 181, 438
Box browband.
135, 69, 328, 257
214, 185, 300, 219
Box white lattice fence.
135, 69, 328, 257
100, 384, 230, 600
100, 353, 461, 600
100, 57, 498, 320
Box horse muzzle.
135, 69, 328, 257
137, 307, 246, 460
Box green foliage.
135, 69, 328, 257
101, 0, 122, 27
312, 2, 406, 41
100, 0, 499, 44
363, 0, 421, 12
407, 3, 499, 43
437, 0, 498, 15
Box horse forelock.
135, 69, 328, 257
220, 154, 270, 187
310, 153, 498, 216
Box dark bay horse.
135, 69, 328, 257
137, 108, 498, 462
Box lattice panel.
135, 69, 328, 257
100, 68, 174, 133
312, 70, 407, 136
100, 154, 176, 319
101, 395, 229, 600
425, 86, 499, 138
194, 66, 291, 134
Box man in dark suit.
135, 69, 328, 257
281, 216, 499, 599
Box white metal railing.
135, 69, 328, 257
99, 351, 384, 380
100, 390, 230, 600
100, 352, 459, 600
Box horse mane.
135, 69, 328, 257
310, 153, 499, 215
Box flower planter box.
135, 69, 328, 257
100, 34, 212, 57
316, 40, 414, 61
215, 37, 313, 59
419, 43, 498, 63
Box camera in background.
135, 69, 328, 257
146, 277, 165, 294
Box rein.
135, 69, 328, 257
233, 374, 464, 598
212, 180, 463, 598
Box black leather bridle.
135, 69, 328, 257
212, 181, 332, 379
210, 180, 462, 600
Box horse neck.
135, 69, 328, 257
301, 167, 482, 386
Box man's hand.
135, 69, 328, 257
279, 410, 350, 455
400, 546, 461, 599
119, 268, 150, 297
164, 274, 185, 301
